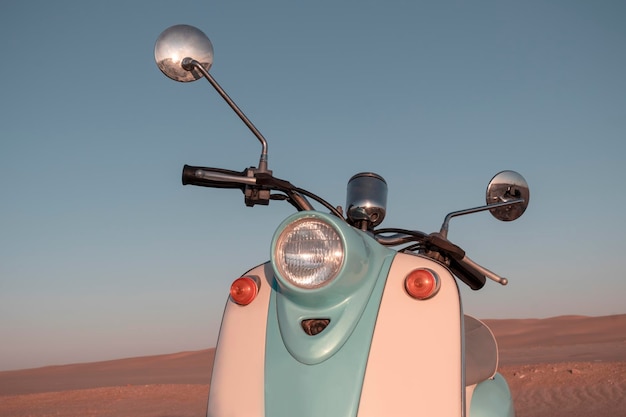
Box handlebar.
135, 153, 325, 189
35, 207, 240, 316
181, 164, 326, 213
183, 166, 508, 289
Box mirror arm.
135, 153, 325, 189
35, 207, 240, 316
182, 58, 269, 172
439, 199, 525, 239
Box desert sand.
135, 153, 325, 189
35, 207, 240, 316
1, 314, 624, 417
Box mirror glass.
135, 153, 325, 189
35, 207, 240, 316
154, 24, 214, 82
486, 170, 530, 221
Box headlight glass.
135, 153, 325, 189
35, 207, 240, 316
275, 218, 344, 289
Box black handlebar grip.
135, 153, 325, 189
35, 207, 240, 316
182, 165, 248, 190
449, 258, 487, 290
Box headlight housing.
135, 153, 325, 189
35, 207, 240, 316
270, 211, 394, 364
274, 217, 344, 289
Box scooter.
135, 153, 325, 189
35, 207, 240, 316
154, 24, 529, 417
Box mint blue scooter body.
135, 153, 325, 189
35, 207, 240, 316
207, 211, 514, 417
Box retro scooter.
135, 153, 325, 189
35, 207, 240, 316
154, 25, 529, 417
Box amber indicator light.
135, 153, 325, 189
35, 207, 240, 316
404, 268, 439, 300
230, 276, 258, 305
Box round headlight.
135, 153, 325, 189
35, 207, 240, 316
274, 218, 344, 289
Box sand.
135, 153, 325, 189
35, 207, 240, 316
1, 314, 624, 417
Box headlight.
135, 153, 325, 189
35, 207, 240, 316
274, 217, 344, 289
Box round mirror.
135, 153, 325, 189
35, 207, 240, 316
154, 25, 214, 82
486, 170, 530, 221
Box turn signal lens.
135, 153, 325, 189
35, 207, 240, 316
230, 276, 258, 305
404, 268, 440, 300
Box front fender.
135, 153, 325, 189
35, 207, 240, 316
468, 373, 516, 417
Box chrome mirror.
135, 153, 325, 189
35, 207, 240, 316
439, 170, 529, 238
154, 25, 269, 171
154, 24, 214, 82
486, 170, 530, 221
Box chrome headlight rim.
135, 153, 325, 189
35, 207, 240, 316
272, 214, 346, 291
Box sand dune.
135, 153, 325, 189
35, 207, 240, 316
1, 315, 625, 417
486, 314, 626, 365
0, 350, 214, 396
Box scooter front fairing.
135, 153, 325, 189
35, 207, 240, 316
208, 211, 466, 417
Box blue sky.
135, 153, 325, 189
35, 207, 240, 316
1, 1, 625, 371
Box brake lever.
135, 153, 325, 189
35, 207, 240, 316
458, 255, 508, 286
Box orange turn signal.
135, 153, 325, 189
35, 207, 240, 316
230, 276, 258, 305
404, 268, 440, 300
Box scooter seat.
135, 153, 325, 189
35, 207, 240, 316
464, 315, 498, 386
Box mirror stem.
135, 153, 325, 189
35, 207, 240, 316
182, 58, 269, 172
439, 199, 525, 239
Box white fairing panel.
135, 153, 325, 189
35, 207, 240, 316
358, 253, 463, 417
207, 263, 271, 417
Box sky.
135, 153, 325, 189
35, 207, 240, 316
1, 1, 625, 371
